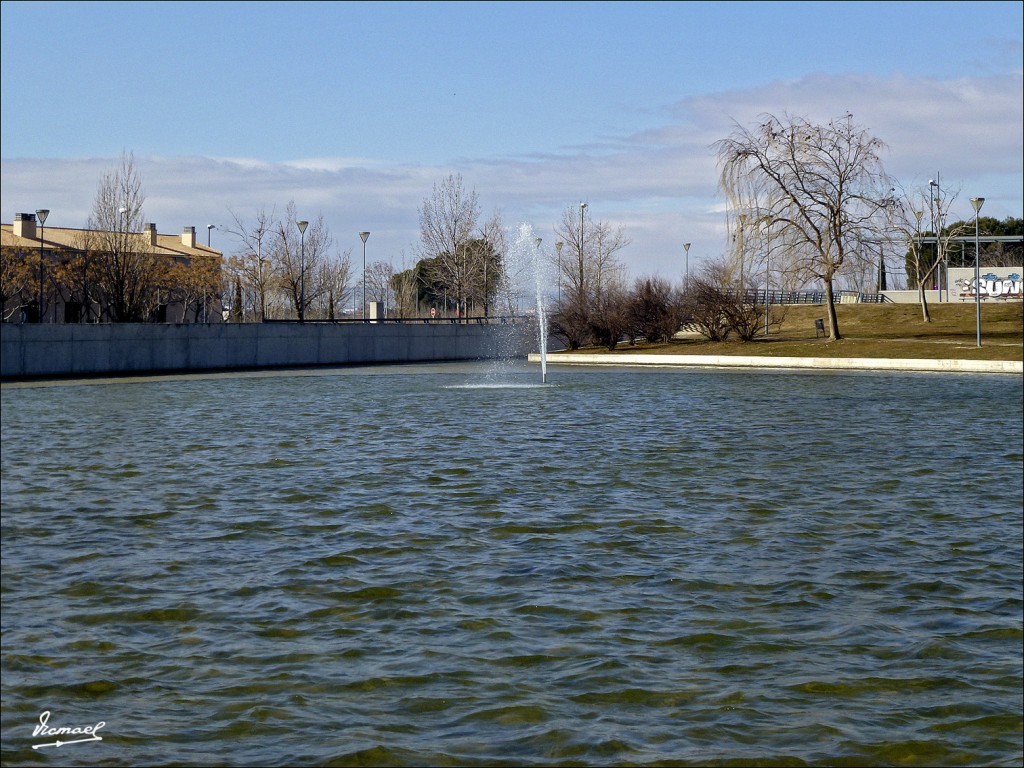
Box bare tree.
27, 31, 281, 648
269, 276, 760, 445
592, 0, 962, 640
271, 202, 334, 320
419, 174, 480, 320
226, 208, 277, 321
315, 250, 353, 320
166, 252, 223, 323
87, 152, 168, 322
50, 229, 101, 323
550, 203, 630, 348
0, 244, 35, 321
554, 203, 591, 300
683, 259, 736, 342
470, 210, 506, 317
716, 113, 893, 340
391, 263, 420, 318
630, 276, 683, 344
365, 260, 396, 316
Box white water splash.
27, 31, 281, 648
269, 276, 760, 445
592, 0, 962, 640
505, 223, 551, 384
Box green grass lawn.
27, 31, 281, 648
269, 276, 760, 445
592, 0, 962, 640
561, 301, 1024, 362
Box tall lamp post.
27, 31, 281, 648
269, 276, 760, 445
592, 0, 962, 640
205, 224, 216, 323
929, 177, 941, 299
683, 242, 691, 291
36, 209, 49, 323
579, 203, 587, 292
297, 220, 308, 322
764, 236, 771, 336
970, 197, 984, 347
359, 231, 370, 320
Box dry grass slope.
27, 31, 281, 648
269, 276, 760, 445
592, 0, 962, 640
563, 302, 1024, 362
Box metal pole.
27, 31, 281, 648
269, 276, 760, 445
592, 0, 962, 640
35, 209, 49, 323
579, 202, 587, 292
763, 233, 770, 336
683, 242, 691, 292
928, 179, 936, 295
360, 232, 370, 320
205, 225, 214, 323
297, 220, 308, 322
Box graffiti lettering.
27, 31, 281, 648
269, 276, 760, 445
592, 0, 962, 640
955, 272, 1023, 300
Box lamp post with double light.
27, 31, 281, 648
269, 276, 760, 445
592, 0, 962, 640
970, 197, 984, 347
35, 209, 49, 323
683, 242, 691, 292
297, 220, 308, 322
930, 177, 945, 299
579, 203, 587, 293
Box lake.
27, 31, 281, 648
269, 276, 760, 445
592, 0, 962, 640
1, 361, 1021, 766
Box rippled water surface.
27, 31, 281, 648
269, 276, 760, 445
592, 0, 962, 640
2, 362, 1022, 766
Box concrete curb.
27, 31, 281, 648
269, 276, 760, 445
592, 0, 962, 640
528, 353, 1023, 375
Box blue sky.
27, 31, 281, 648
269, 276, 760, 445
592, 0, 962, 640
2, 0, 1022, 280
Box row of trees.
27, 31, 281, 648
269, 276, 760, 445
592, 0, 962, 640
402, 116, 1017, 349
224, 203, 354, 322
7, 117, 1018, 331
549, 261, 787, 350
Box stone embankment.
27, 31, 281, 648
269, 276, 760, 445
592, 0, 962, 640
528, 353, 1023, 375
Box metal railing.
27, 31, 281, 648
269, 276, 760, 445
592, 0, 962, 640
740, 289, 891, 305
260, 314, 531, 325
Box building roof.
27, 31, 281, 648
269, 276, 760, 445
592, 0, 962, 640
0, 223, 222, 259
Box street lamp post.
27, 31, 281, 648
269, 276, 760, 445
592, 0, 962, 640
970, 197, 984, 347
737, 213, 750, 292
203, 224, 216, 323
579, 203, 587, 292
683, 242, 691, 291
35, 209, 49, 323
929, 177, 942, 299
297, 220, 308, 322
359, 232, 370, 320
764, 237, 771, 336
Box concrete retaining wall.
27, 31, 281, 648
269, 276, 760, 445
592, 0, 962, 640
1, 321, 535, 379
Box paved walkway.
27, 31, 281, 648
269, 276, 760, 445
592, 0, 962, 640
528, 353, 1022, 375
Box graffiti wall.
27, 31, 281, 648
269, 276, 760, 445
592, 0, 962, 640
948, 267, 1023, 302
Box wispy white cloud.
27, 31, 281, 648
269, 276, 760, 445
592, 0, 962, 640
3, 71, 1021, 280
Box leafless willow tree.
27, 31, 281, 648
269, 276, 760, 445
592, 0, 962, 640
715, 113, 893, 340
